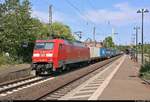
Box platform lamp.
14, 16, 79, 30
134, 26, 140, 62
137, 9, 149, 65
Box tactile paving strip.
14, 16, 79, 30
59, 56, 125, 100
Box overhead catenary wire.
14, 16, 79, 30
39, 0, 103, 41
65, 0, 96, 26
86, 0, 117, 39
42, 0, 98, 28
40, 0, 83, 28
65, 0, 105, 42
87, 0, 97, 10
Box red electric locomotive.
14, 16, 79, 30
32, 39, 90, 75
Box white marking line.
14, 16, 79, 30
59, 57, 123, 100
86, 84, 100, 87
81, 87, 97, 90
6, 91, 13, 94
17, 87, 23, 90
12, 89, 18, 92
80, 90, 95, 93
0, 94, 7, 96
69, 94, 91, 99
89, 81, 102, 85
0, 77, 54, 97
88, 55, 126, 100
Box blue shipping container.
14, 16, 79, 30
106, 49, 111, 58
99, 48, 107, 58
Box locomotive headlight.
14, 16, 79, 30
33, 53, 40, 57
46, 53, 53, 57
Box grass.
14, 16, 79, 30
142, 72, 150, 80
0, 53, 23, 67
0, 54, 10, 65
140, 61, 150, 80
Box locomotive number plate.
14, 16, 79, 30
41, 54, 45, 57
41, 59, 45, 61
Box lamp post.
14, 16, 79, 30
93, 26, 96, 46
137, 9, 149, 65
134, 26, 140, 62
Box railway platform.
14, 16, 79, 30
0, 55, 150, 100
99, 55, 150, 100
59, 55, 150, 100
0, 64, 33, 84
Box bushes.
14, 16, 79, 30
0, 41, 34, 66
0, 53, 22, 66
0, 0, 75, 66
0, 53, 12, 65
0, 54, 7, 65
140, 61, 150, 80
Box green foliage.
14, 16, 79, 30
116, 45, 130, 51
0, 54, 9, 65
0, 53, 14, 65
0, 0, 76, 64
140, 62, 150, 73
50, 22, 75, 41
0, 0, 41, 62
139, 44, 150, 80
144, 44, 150, 54
132, 44, 150, 54
103, 36, 115, 48
36, 22, 75, 41
34, 22, 75, 41
140, 61, 150, 80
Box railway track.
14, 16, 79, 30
60, 56, 125, 100
40, 56, 124, 100
0, 76, 50, 97
141, 78, 150, 85
40, 64, 111, 100
0, 55, 122, 100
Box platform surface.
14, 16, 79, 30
99, 55, 150, 100
0, 64, 32, 83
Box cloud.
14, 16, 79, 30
83, 2, 150, 26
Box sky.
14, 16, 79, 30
1, 0, 150, 45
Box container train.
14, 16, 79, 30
32, 39, 121, 75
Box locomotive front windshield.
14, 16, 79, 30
35, 42, 54, 50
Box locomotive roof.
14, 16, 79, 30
36, 39, 86, 47
36, 39, 63, 42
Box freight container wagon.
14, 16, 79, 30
89, 47, 100, 60
111, 49, 116, 57
105, 48, 111, 58
99, 48, 107, 58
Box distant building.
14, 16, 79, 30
84, 38, 103, 48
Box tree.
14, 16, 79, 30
50, 22, 75, 41
116, 45, 130, 52
34, 22, 75, 41
0, 0, 76, 63
103, 36, 115, 48
0, 0, 42, 62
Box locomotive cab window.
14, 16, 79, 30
35, 42, 54, 50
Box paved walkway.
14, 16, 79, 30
99, 55, 150, 100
